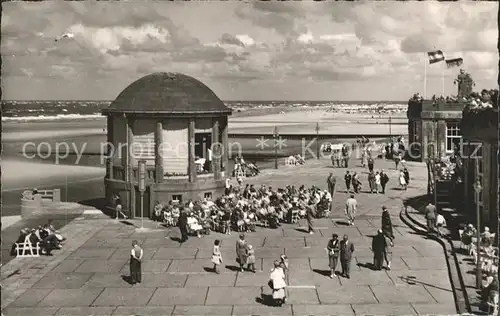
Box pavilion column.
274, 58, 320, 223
107, 115, 114, 180
155, 121, 164, 183
127, 117, 136, 219
188, 119, 197, 182
212, 118, 221, 180
221, 117, 229, 174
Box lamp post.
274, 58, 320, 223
389, 115, 392, 137
316, 122, 320, 159
473, 178, 482, 288
273, 126, 279, 169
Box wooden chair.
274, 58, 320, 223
16, 241, 41, 258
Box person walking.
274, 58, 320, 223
211, 239, 223, 274
178, 208, 189, 242
367, 157, 374, 173
372, 230, 386, 270
339, 235, 354, 279
129, 240, 143, 284
236, 234, 248, 272
375, 171, 381, 194
403, 168, 410, 186
399, 170, 407, 190
306, 205, 315, 234
342, 144, 350, 168
326, 234, 340, 278
247, 245, 256, 273
380, 170, 389, 194
344, 171, 352, 192
381, 206, 394, 239
269, 261, 287, 306
383, 232, 394, 270
368, 171, 376, 194
327, 173, 336, 197
345, 194, 357, 226
424, 202, 437, 234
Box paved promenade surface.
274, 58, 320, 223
1, 159, 457, 315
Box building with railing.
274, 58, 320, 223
460, 92, 498, 231
102, 72, 232, 218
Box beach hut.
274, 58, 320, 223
101, 72, 232, 218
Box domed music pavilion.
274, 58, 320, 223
102, 73, 232, 218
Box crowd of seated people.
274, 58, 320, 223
232, 157, 260, 178
11, 221, 66, 256
285, 154, 305, 166
152, 184, 332, 235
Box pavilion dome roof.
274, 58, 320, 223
104, 72, 232, 115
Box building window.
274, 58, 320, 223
445, 123, 461, 153
172, 195, 182, 203
204, 192, 212, 199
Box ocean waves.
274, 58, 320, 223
2, 100, 407, 122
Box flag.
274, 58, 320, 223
446, 58, 463, 68
427, 50, 445, 64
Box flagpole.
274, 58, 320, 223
424, 57, 427, 99
442, 61, 445, 97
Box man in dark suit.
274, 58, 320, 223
178, 208, 189, 242
327, 173, 336, 197
339, 234, 354, 278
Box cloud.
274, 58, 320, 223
1, 1, 497, 101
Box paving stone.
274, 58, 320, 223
287, 270, 341, 287
184, 273, 236, 287
352, 303, 417, 315
108, 247, 158, 261
411, 303, 458, 315
387, 270, 452, 287
148, 287, 208, 306
50, 259, 84, 273
152, 247, 199, 260
1, 307, 60, 316
423, 285, 455, 304
338, 269, 394, 286
142, 238, 180, 248
172, 305, 232, 316
371, 284, 435, 303
112, 306, 174, 316
264, 258, 310, 272
119, 259, 171, 274
316, 285, 378, 304
355, 256, 409, 271
310, 257, 362, 272
263, 237, 305, 248
92, 288, 155, 306
205, 286, 261, 305
284, 247, 326, 258
38, 289, 103, 307
167, 259, 212, 273
232, 305, 293, 315
283, 227, 311, 237
66, 248, 115, 260
82, 273, 132, 288
286, 288, 320, 304
401, 257, 447, 270
55, 307, 116, 316
8, 289, 53, 307
134, 273, 188, 288
387, 246, 424, 257
31, 272, 92, 289
74, 259, 126, 273
195, 247, 237, 260
292, 304, 355, 316
235, 271, 269, 286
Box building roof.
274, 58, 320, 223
103, 72, 232, 115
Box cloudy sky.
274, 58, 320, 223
2, 1, 497, 101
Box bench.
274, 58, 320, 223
15, 241, 41, 257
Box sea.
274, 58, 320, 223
1, 100, 408, 121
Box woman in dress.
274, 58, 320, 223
211, 239, 223, 274
399, 170, 407, 190
130, 240, 143, 284
269, 260, 287, 306
236, 234, 248, 272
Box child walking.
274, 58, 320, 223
247, 245, 256, 272
211, 239, 223, 274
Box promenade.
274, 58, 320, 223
1, 158, 457, 315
